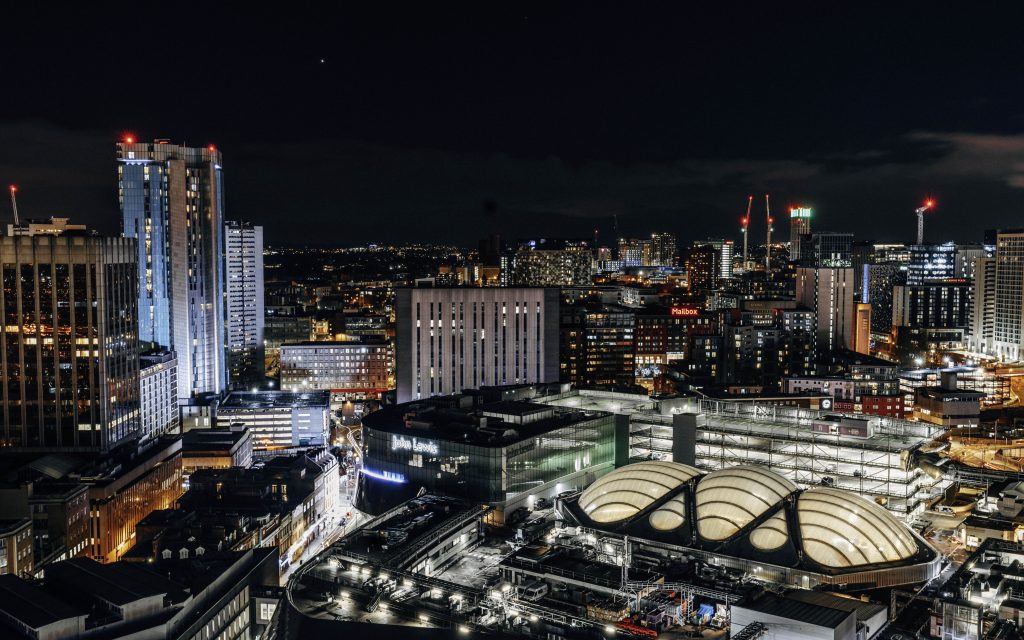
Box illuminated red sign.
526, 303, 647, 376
670, 307, 700, 317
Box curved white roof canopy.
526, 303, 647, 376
578, 461, 701, 523
695, 465, 797, 541
798, 487, 918, 568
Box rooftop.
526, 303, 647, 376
362, 396, 610, 447
220, 390, 330, 410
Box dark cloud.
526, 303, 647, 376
1, 121, 1021, 246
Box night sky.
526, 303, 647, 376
4, 3, 1024, 246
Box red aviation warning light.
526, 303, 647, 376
208, 144, 216, 152
124, 135, 135, 144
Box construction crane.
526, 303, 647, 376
8, 185, 19, 227
764, 194, 773, 273
741, 195, 752, 268
915, 199, 934, 245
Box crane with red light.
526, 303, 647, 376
915, 199, 935, 245
765, 194, 773, 273
741, 195, 752, 269
8, 185, 19, 227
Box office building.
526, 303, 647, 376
993, 231, 1024, 361
215, 391, 330, 451
118, 140, 226, 400
907, 242, 957, 285
0, 520, 33, 577
866, 263, 905, 334
509, 239, 592, 286
0, 233, 140, 452
0, 478, 91, 571
279, 339, 390, 397
853, 302, 871, 355
892, 280, 972, 329
788, 207, 812, 261
560, 304, 636, 388
395, 287, 560, 403
956, 244, 993, 281
179, 447, 337, 571
648, 232, 678, 267
358, 395, 618, 517
224, 220, 265, 388
795, 266, 856, 355
181, 425, 253, 479
85, 437, 184, 562
685, 244, 719, 292
798, 232, 853, 267
139, 350, 179, 439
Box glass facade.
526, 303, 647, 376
361, 411, 616, 506
0, 236, 140, 451
118, 141, 226, 400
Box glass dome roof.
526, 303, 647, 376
695, 465, 797, 541
797, 487, 918, 568
578, 461, 701, 523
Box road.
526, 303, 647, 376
281, 426, 366, 585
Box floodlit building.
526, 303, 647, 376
621, 399, 943, 519
563, 461, 940, 589
118, 140, 226, 400
215, 391, 330, 451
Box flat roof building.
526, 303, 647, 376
358, 393, 621, 518
216, 391, 330, 452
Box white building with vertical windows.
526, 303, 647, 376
139, 350, 179, 439
993, 231, 1024, 361
395, 287, 560, 403
224, 220, 265, 387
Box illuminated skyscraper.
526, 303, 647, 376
0, 233, 140, 451
118, 140, 226, 400
686, 244, 719, 292
789, 207, 812, 261
648, 232, 678, 267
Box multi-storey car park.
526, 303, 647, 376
534, 388, 946, 521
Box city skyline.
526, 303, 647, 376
4, 5, 1024, 246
